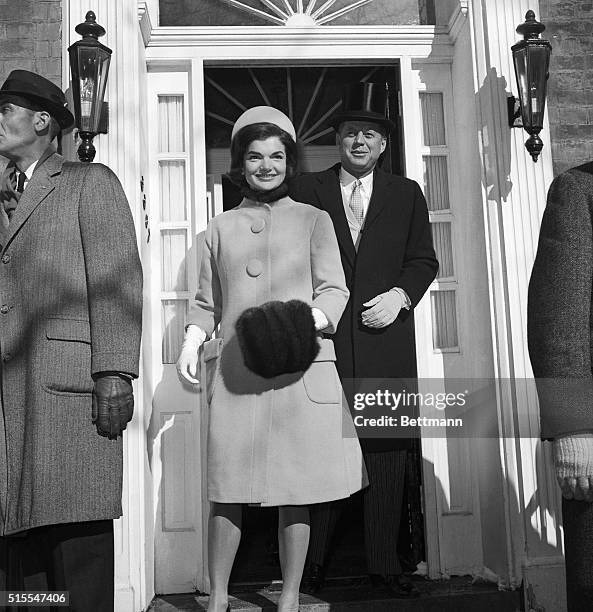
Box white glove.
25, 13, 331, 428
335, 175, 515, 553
554, 433, 593, 502
176, 325, 206, 384
311, 307, 329, 331
361, 289, 407, 329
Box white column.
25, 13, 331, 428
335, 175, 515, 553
467, 0, 564, 610
62, 1, 153, 611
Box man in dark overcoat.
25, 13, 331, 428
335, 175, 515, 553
528, 162, 593, 611
290, 82, 438, 597
0, 70, 142, 611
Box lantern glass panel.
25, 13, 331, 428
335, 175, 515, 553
527, 45, 550, 130
513, 46, 530, 127
73, 45, 111, 133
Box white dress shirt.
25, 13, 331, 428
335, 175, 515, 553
18, 159, 39, 191
339, 166, 410, 310
339, 166, 374, 222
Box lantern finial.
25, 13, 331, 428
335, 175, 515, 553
75, 11, 106, 40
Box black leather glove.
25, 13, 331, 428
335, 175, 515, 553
92, 373, 134, 439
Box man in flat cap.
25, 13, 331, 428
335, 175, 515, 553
0, 70, 142, 611
291, 82, 437, 598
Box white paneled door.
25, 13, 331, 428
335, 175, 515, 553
146, 72, 209, 594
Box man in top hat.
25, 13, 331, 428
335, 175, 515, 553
290, 82, 438, 597
0, 70, 142, 611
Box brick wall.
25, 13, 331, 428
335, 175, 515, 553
0, 0, 62, 86
539, 1, 593, 175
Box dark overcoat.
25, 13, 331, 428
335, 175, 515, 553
290, 165, 438, 450
0, 152, 142, 535
528, 161, 593, 440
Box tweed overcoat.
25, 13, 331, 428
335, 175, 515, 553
0, 152, 142, 535
290, 165, 439, 451
528, 162, 593, 440
187, 196, 367, 506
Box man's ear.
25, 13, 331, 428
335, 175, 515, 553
380, 137, 387, 154
33, 110, 52, 135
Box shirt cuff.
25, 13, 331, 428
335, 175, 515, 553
390, 287, 411, 310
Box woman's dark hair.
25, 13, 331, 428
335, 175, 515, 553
228, 122, 298, 187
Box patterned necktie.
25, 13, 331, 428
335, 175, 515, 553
349, 179, 364, 226
1, 165, 24, 221
16, 170, 26, 194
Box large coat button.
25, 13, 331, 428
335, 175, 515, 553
246, 259, 263, 277
251, 218, 265, 233
1, 253, 10, 264
0, 305, 9, 314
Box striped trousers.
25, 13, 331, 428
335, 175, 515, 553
308, 448, 407, 575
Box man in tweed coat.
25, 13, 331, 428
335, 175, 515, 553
0, 71, 142, 611
528, 162, 593, 611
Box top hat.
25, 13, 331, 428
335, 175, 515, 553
330, 82, 396, 134
232, 106, 296, 142
0, 70, 74, 130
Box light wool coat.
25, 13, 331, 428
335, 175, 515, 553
188, 196, 367, 506
0, 152, 142, 535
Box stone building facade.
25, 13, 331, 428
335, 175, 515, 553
540, 0, 593, 173
0, 1, 62, 86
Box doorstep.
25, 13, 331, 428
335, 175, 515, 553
148, 576, 522, 611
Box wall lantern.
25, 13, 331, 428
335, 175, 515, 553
508, 10, 552, 162
68, 11, 111, 163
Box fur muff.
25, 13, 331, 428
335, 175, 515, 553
235, 300, 320, 378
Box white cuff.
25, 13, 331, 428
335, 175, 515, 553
183, 324, 207, 351
311, 307, 329, 331
390, 287, 411, 310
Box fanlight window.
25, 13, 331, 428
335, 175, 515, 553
220, 0, 377, 26
159, 0, 436, 26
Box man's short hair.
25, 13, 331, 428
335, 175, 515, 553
48, 116, 61, 141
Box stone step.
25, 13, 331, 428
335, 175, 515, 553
149, 576, 522, 612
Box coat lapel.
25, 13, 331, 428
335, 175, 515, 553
314, 165, 356, 267
3, 152, 63, 249
363, 169, 390, 232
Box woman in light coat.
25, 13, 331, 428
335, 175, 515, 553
177, 107, 366, 612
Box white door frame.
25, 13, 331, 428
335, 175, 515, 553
144, 10, 488, 589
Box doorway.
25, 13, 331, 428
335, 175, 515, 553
202, 64, 403, 209
148, 50, 489, 595
201, 63, 425, 585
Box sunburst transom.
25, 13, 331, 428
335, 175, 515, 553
219, 0, 377, 26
